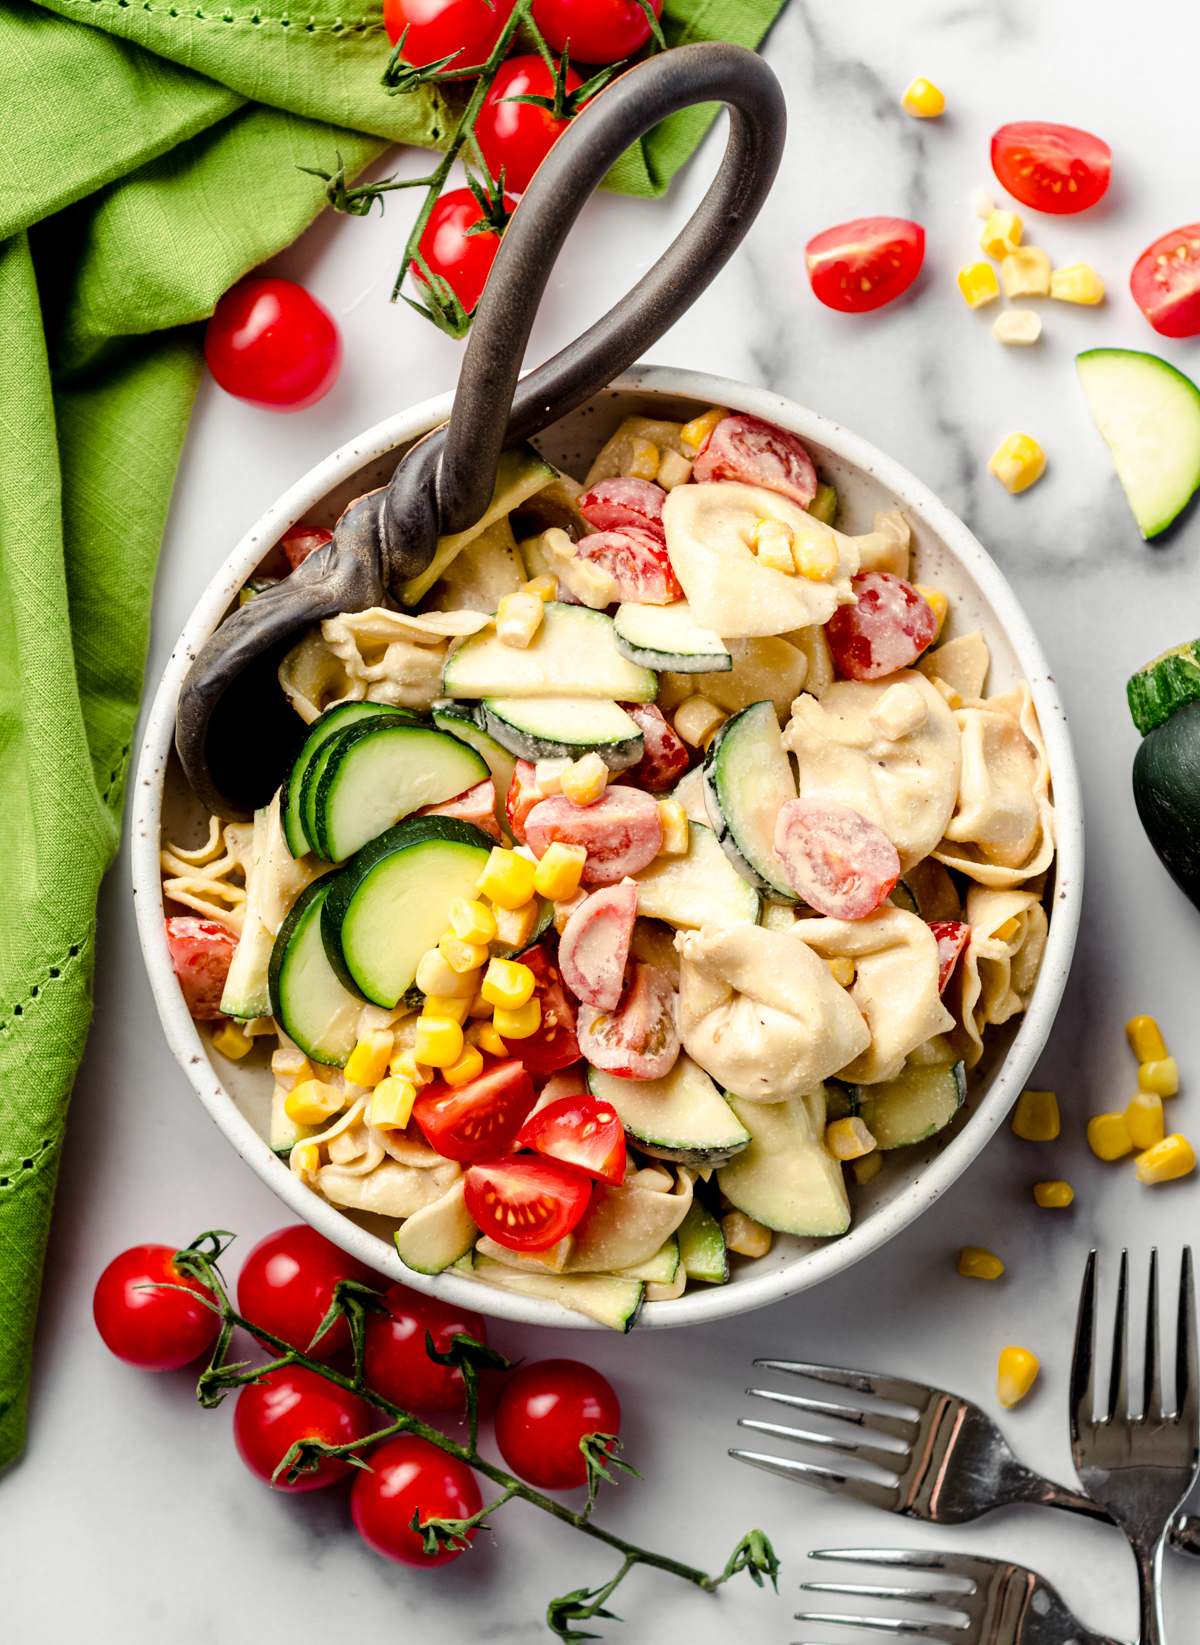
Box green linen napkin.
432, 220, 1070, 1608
0, 0, 785, 1471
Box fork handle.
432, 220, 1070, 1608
1006, 1466, 1118, 1523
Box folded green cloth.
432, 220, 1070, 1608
0, 0, 785, 1470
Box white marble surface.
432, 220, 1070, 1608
7, 4, 1200, 1640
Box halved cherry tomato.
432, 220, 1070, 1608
237, 1225, 377, 1358
531, 0, 661, 64
574, 527, 682, 604
576, 962, 679, 1080
363, 1283, 488, 1413
506, 759, 541, 844
411, 186, 518, 316
991, 122, 1110, 215
692, 413, 817, 508
383, 0, 516, 66
515, 1093, 626, 1184
412, 1058, 536, 1162
495, 1359, 621, 1489
773, 798, 901, 920
805, 218, 925, 314
579, 476, 666, 536
825, 571, 939, 681
929, 919, 971, 993
525, 788, 662, 884
352, 1434, 481, 1566
475, 56, 582, 194
204, 277, 341, 411
498, 945, 581, 1073
416, 778, 501, 840
620, 702, 690, 791
558, 879, 638, 1010
1131, 224, 1200, 338
233, 1366, 372, 1492
93, 1244, 220, 1371
464, 1154, 593, 1250
165, 917, 238, 1020
281, 524, 332, 572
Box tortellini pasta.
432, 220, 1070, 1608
291, 1097, 462, 1218
278, 606, 491, 722
948, 885, 1050, 1067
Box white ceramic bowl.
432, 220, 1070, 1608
132, 365, 1082, 1331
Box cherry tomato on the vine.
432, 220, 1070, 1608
495, 1359, 621, 1489
991, 121, 1111, 215
237, 1225, 377, 1358
383, 0, 515, 66
352, 1435, 482, 1566
411, 187, 519, 318
93, 1244, 220, 1371
464, 1154, 593, 1251
531, 0, 661, 64
805, 218, 925, 314
363, 1283, 489, 1412
233, 1366, 372, 1493
1131, 224, 1200, 338
204, 277, 342, 412
475, 56, 582, 194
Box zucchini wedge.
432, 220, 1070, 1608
443, 603, 656, 702
482, 696, 644, 767
463, 1253, 644, 1331
702, 699, 799, 903
718, 1089, 850, 1238
312, 722, 488, 862
588, 1055, 751, 1167
394, 1179, 478, 1275
613, 601, 731, 673
632, 819, 760, 930
1078, 348, 1200, 539
854, 1061, 966, 1150
267, 877, 362, 1066
676, 1201, 728, 1285
282, 702, 413, 858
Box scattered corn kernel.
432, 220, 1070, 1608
958, 261, 1000, 307
534, 757, 572, 796
1139, 1057, 1179, 1098
721, 1210, 773, 1258
626, 437, 660, 481
561, 753, 609, 807
1033, 1180, 1074, 1208
449, 898, 497, 945
492, 899, 540, 950
972, 188, 996, 220
791, 523, 840, 581
439, 932, 491, 974
901, 76, 945, 118
1126, 1090, 1165, 1151
657, 798, 689, 856
285, 1079, 343, 1126
828, 956, 857, 986
493, 996, 542, 1040
212, 1019, 254, 1060
389, 1047, 432, 1087
752, 517, 796, 574
980, 209, 1023, 259
482, 957, 536, 1009
414, 1015, 464, 1068
680, 406, 728, 457
466, 1019, 508, 1058
1126, 1015, 1168, 1063
344, 1028, 395, 1090
443, 1045, 485, 1086
675, 696, 727, 748
988, 433, 1045, 494
1011, 1089, 1060, 1141
1135, 1133, 1197, 1185
852, 1149, 883, 1184
993, 309, 1042, 345
1050, 263, 1105, 305
422, 992, 472, 1027
415, 946, 478, 998
656, 449, 694, 489
913, 584, 948, 636
370, 1076, 416, 1130
826, 1116, 877, 1161
476, 846, 538, 909
1000, 246, 1052, 298
993, 916, 1022, 943
533, 840, 587, 901
521, 575, 557, 601
1087, 1112, 1133, 1161
996, 1345, 1039, 1408
495, 591, 545, 649
959, 1246, 1005, 1280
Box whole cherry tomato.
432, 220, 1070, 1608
991, 121, 1110, 215
475, 55, 582, 194
352, 1434, 482, 1565
495, 1359, 620, 1489
233, 1365, 372, 1492
805, 218, 925, 314
383, 0, 515, 66
237, 1225, 377, 1358
93, 1244, 220, 1371
531, 0, 661, 64
1131, 224, 1200, 338
411, 187, 518, 316
204, 277, 342, 411
363, 1283, 489, 1412
464, 1154, 593, 1251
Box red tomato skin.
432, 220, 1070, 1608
165, 917, 238, 1020
1131, 224, 1200, 338
234, 1366, 372, 1493
499, 945, 581, 1073
805, 218, 924, 314
773, 798, 901, 920
574, 526, 682, 604
620, 702, 690, 791
281, 525, 332, 572
384, 0, 515, 63
991, 121, 1111, 215
515, 1093, 626, 1184
929, 919, 971, 993
579, 476, 666, 536
495, 1359, 620, 1489
525, 788, 663, 884
237, 1225, 376, 1359
352, 1434, 481, 1566
363, 1283, 488, 1412
692, 414, 817, 509
93, 1244, 220, 1371
464, 1154, 593, 1250
412, 1059, 537, 1161
416, 778, 501, 840
576, 962, 679, 1079
506, 759, 542, 844
825, 572, 939, 681
531, 0, 661, 63
412, 187, 519, 316
476, 56, 581, 194
558, 878, 638, 1010
204, 277, 341, 411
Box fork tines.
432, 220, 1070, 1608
1071, 1247, 1199, 1433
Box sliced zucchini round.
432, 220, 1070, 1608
433, 701, 517, 829
282, 702, 413, 859
482, 696, 644, 768
855, 1061, 966, 1150
267, 877, 362, 1065
588, 1056, 751, 1167
702, 700, 799, 903
613, 601, 732, 673
313, 722, 488, 862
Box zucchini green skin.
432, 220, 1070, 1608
282, 702, 412, 859
1128, 640, 1200, 736
1133, 700, 1200, 908
267, 876, 359, 1065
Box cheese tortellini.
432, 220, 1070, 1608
948, 885, 1050, 1068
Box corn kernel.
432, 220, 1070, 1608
493, 996, 542, 1040
680, 406, 728, 457
415, 946, 478, 998
291, 1142, 320, 1176
553, 889, 588, 934
561, 753, 608, 807
993, 916, 1022, 943
212, 1019, 254, 1060
1135, 1133, 1197, 1185
1126, 1090, 1165, 1151
482, 957, 536, 1009
534, 840, 587, 901
492, 899, 540, 950
272, 1048, 314, 1086
389, 1048, 432, 1087
1000, 246, 1052, 298
826, 1116, 877, 1160
913, 584, 948, 637
1050, 263, 1105, 305
414, 1015, 464, 1068
973, 188, 996, 220
674, 696, 727, 748
521, 575, 557, 601
901, 76, 945, 118
285, 1079, 343, 1126
828, 956, 857, 986
439, 932, 491, 974
958, 261, 1000, 308
1088, 1112, 1133, 1161
1033, 1180, 1074, 1208
1011, 1089, 1060, 1141
344, 1028, 395, 1090
423, 992, 471, 1027
988, 433, 1045, 495
752, 517, 796, 574
534, 757, 572, 796
791, 523, 840, 581
996, 1345, 1039, 1408
929, 676, 962, 710
467, 989, 494, 1018
449, 898, 497, 945
496, 591, 545, 650
476, 847, 538, 909
443, 1045, 485, 1086
370, 1076, 416, 1130
852, 1149, 883, 1185
657, 798, 689, 856
993, 309, 1042, 345
980, 210, 1023, 259
721, 1210, 772, 1258
656, 449, 694, 489
958, 1246, 1005, 1280
466, 1019, 508, 1058
626, 438, 660, 481
1139, 1057, 1179, 1098
1126, 1015, 1168, 1062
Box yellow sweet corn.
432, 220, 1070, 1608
493, 996, 542, 1040
1126, 1090, 1165, 1151
626, 437, 660, 481
828, 956, 857, 987
443, 1045, 485, 1087
414, 1015, 464, 1068
901, 76, 945, 117
1135, 1133, 1197, 1185
1050, 263, 1105, 304
467, 989, 494, 1018
656, 449, 694, 489
1088, 1112, 1133, 1161
344, 1028, 395, 1090
482, 957, 537, 1009
980, 209, 1023, 259
492, 899, 540, 950
439, 932, 491, 974
553, 889, 588, 934
1139, 1057, 1179, 1098
958, 1246, 1005, 1280
495, 591, 545, 649
389, 1047, 432, 1087
533, 840, 587, 901
291, 1142, 320, 1176
989, 433, 1045, 494
721, 1210, 773, 1258
913, 584, 948, 637
423, 992, 472, 1027
1126, 1015, 1168, 1062
521, 575, 557, 601
476, 846, 538, 909
1033, 1180, 1074, 1208
657, 798, 689, 856
1000, 246, 1051, 297
212, 1019, 254, 1060
852, 1150, 883, 1184
996, 1345, 1039, 1408
534, 757, 571, 796
1011, 1089, 1060, 1141
561, 753, 609, 806
680, 406, 728, 457
957, 261, 1000, 308
791, 524, 840, 581
415, 946, 478, 998
370, 1076, 416, 1130
992, 309, 1042, 345
752, 517, 796, 574
449, 898, 497, 945
466, 1019, 508, 1058
993, 916, 1021, 943
674, 696, 727, 748
285, 1080, 343, 1126
826, 1116, 877, 1161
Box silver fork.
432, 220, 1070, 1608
795, 1547, 1126, 1645
1070, 1249, 1199, 1645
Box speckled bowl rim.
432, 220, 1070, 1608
132, 364, 1082, 1331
